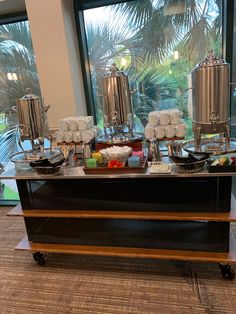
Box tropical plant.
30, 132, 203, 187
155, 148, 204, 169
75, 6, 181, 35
84, 0, 222, 129
0, 21, 40, 162
116, 0, 222, 67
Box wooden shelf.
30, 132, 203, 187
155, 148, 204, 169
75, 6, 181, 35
15, 230, 236, 263
7, 204, 23, 216
7, 204, 236, 222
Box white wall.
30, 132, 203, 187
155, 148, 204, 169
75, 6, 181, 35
25, 0, 87, 130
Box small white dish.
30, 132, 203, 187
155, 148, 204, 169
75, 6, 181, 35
149, 162, 171, 174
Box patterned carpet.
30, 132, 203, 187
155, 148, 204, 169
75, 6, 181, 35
0, 206, 236, 314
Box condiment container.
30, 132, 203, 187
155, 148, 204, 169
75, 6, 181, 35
85, 158, 97, 168
128, 156, 140, 167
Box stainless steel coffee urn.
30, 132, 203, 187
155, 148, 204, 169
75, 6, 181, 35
15, 88, 50, 152
16, 88, 50, 140
191, 51, 230, 149
102, 64, 133, 134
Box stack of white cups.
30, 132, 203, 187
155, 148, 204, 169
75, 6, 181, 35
55, 116, 97, 144
144, 109, 186, 140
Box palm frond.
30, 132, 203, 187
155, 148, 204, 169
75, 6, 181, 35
181, 16, 213, 65
0, 22, 32, 51
0, 21, 40, 162
0, 127, 19, 162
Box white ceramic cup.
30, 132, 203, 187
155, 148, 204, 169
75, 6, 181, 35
165, 125, 176, 138
154, 125, 165, 139
55, 131, 64, 143
78, 117, 91, 130
159, 111, 170, 126
144, 125, 155, 140
175, 124, 186, 138
68, 118, 78, 131
72, 131, 82, 143
148, 112, 159, 126
64, 131, 73, 143
81, 129, 95, 143
59, 119, 69, 131
169, 110, 183, 125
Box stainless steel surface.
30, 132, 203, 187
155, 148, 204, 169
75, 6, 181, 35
10, 148, 64, 163
2, 164, 236, 180
102, 64, 133, 132
96, 132, 143, 144
147, 139, 161, 161
182, 137, 236, 155
166, 141, 183, 157
15, 88, 50, 141
191, 51, 230, 134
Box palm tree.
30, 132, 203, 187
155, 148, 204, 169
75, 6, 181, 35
115, 0, 222, 67
0, 21, 40, 162
85, 0, 222, 126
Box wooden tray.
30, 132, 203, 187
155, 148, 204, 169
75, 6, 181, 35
83, 159, 148, 174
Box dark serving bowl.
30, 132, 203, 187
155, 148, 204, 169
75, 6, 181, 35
169, 153, 209, 164
169, 153, 209, 173
174, 158, 208, 173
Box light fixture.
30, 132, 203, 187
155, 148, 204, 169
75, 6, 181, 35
6, 72, 18, 81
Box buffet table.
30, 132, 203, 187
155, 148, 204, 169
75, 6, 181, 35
2, 165, 236, 279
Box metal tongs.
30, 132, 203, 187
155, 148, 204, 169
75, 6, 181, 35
166, 141, 209, 163
166, 141, 183, 157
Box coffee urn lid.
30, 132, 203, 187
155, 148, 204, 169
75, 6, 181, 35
103, 63, 126, 78
194, 50, 228, 69
20, 88, 40, 100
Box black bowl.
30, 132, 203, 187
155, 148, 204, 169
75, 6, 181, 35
169, 153, 209, 164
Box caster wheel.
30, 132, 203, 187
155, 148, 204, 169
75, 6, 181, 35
219, 263, 235, 280
33, 252, 46, 266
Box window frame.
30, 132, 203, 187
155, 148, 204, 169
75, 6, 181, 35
0, 11, 27, 26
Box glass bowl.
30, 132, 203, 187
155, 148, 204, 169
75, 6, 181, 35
99, 145, 132, 165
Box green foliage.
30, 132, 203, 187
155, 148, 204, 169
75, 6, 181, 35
0, 21, 40, 162
0, 21, 40, 111
85, 0, 222, 128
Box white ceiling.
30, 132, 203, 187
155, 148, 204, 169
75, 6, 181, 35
0, 0, 26, 15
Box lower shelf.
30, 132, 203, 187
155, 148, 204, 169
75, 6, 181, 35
7, 203, 236, 221
15, 230, 236, 263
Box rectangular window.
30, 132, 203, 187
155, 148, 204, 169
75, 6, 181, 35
76, 0, 223, 137
0, 19, 41, 202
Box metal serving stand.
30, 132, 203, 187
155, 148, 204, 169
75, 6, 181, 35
182, 137, 236, 156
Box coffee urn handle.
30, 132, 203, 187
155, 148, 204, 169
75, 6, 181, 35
43, 105, 50, 112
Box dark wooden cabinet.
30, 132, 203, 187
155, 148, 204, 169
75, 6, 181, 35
5, 173, 236, 270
